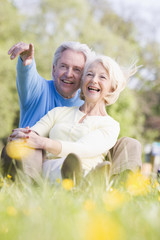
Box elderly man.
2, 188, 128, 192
1, 41, 142, 180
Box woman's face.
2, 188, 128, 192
82, 61, 113, 104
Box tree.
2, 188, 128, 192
0, 0, 25, 150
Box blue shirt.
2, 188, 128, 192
16, 57, 84, 128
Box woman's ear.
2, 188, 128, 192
110, 86, 115, 93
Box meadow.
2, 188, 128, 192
0, 169, 160, 240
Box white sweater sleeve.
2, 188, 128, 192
58, 121, 120, 158
30, 108, 56, 137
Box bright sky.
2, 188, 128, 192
13, 0, 160, 42
109, 0, 160, 43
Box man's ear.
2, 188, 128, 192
53, 65, 55, 73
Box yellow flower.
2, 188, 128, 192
62, 179, 74, 190
6, 140, 32, 160
7, 174, 12, 179
126, 171, 150, 196
83, 199, 95, 211
7, 206, 17, 216
103, 189, 128, 211
84, 213, 125, 240
56, 178, 61, 184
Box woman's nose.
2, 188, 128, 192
91, 76, 98, 83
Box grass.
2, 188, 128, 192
0, 170, 160, 240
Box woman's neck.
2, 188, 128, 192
79, 102, 107, 116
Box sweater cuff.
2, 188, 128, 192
57, 141, 73, 157
17, 56, 35, 71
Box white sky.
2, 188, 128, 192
108, 0, 160, 43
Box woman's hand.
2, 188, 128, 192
9, 127, 62, 156
8, 127, 31, 142
9, 128, 44, 149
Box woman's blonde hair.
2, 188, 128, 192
80, 55, 137, 106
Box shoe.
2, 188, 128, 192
61, 153, 82, 185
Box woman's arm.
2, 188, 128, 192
59, 123, 120, 158
10, 128, 62, 156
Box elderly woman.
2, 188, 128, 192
8, 55, 137, 184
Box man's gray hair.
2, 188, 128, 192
51, 41, 93, 78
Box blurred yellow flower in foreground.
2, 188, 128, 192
62, 179, 74, 190
7, 174, 12, 179
56, 178, 61, 184
83, 199, 95, 211
126, 171, 150, 196
84, 213, 125, 240
7, 206, 17, 216
6, 140, 32, 160
103, 189, 128, 211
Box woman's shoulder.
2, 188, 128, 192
105, 114, 119, 124
47, 106, 78, 120
94, 114, 120, 129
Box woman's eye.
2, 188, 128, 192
100, 75, 106, 79
87, 73, 93, 77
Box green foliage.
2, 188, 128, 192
0, 173, 160, 240
107, 88, 144, 141
0, 0, 23, 149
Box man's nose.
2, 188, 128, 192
65, 68, 73, 77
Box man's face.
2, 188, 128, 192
52, 49, 86, 98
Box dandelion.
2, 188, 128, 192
6, 140, 32, 160
83, 199, 95, 211
56, 178, 61, 184
103, 189, 128, 211
84, 213, 125, 240
62, 179, 74, 190
126, 171, 150, 196
7, 206, 17, 216
7, 174, 12, 179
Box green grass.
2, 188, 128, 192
0, 171, 160, 240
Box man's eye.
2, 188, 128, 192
61, 65, 67, 68
74, 68, 81, 73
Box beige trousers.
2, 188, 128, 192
108, 137, 142, 177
